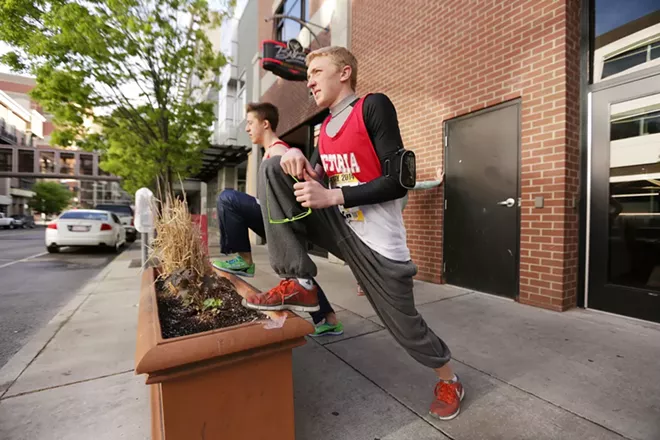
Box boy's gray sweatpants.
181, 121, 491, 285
258, 157, 451, 369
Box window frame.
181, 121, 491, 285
235, 70, 247, 124
274, 0, 307, 42
602, 35, 660, 79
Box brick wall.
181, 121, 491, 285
561, 0, 581, 310
43, 121, 54, 137
0, 81, 33, 94
352, 0, 582, 310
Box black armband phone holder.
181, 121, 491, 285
384, 148, 416, 190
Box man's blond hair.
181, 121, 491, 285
306, 46, 358, 90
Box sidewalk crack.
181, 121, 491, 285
317, 344, 457, 440
319, 328, 386, 346
448, 358, 632, 440
417, 291, 473, 306
0, 369, 134, 401
318, 342, 630, 440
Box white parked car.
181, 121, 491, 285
0, 212, 15, 229
94, 204, 137, 242
45, 209, 126, 253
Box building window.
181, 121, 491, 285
611, 109, 660, 140
602, 40, 660, 79
18, 150, 34, 173
18, 178, 34, 191
235, 71, 247, 124
80, 154, 94, 176
0, 149, 12, 172
80, 181, 94, 207
275, 0, 307, 42
592, 2, 660, 83
59, 152, 76, 175
40, 151, 55, 173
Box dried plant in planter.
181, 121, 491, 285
151, 194, 260, 339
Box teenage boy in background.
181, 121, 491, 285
213, 102, 343, 337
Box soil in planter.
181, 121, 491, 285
156, 276, 261, 339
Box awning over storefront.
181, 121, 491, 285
10, 188, 35, 198
193, 144, 251, 182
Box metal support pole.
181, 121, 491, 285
141, 232, 149, 267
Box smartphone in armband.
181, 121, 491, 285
384, 148, 416, 190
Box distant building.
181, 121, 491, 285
0, 80, 45, 215
0, 72, 131, 212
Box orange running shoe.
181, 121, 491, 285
242, 279, 320, 312
429, 376, 465, 421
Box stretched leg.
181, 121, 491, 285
213, 189, 265, 277
216, 186, 337, 325
217, 189, 265, 255
254, 156, 449, 365
243, 157, 345, 313
256, 156, 343, 278
249, 157, 461, 417
315, 206, 463, 419
313, 205, 451, 367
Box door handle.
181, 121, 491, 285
497, 198, 516, 208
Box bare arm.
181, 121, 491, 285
264, 143, 290, 159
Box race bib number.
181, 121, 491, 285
329, 173, 364, 222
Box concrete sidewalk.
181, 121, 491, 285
1, 240, 659, 440
0, 243, 148, 439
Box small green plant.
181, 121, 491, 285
202, 298, 224, 313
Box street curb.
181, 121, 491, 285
0, 252, 125, 399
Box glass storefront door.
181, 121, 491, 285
588, 74, 660, 322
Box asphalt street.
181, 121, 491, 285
0, 227, 126, 369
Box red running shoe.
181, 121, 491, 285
242, 279, 320, 312
429, 376, 465, 421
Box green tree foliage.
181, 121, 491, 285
0, 0, 232, 195
28, 181, 73, 215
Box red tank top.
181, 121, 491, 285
318, 96, 381, 183
263, 140, 290, 159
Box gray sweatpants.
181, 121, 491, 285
257, 156, 451, 369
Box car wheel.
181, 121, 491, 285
47, 246, 59, 253
110, 241, 121, 254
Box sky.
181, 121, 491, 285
595, 0, 660, 36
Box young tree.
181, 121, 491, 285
28, 181, 73, 215
0, 0, 231, 196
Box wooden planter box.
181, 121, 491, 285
135, 267, 313, 440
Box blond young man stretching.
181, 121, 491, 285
242, 47, 465, 420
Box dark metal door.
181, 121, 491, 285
444, 101, 520, 298
589, 74, 660, 323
